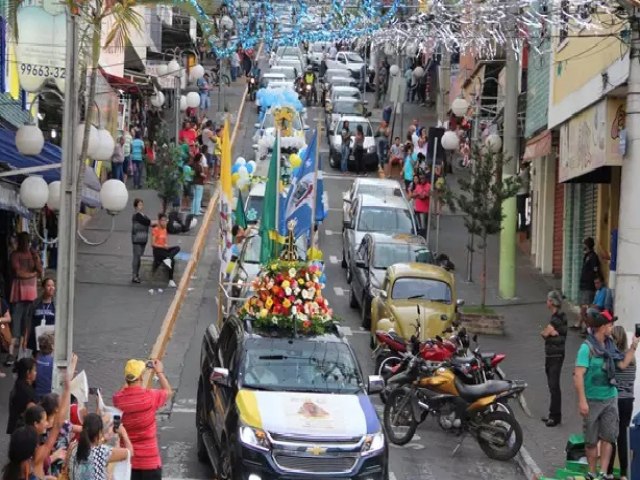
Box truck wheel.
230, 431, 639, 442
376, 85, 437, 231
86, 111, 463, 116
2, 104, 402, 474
196, 379, 210, 464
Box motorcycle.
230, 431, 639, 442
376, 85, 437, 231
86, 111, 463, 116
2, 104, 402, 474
247, 74, 258, 101
304, 82, 314, 107
383, 354, 526, 461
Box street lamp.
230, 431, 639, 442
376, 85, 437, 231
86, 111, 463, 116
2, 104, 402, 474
186, 91, 201, 109
441, 130, 460, 151
16, 124, 45, 155
389, 64, 400, 76
19, 175, 129, 245
150, 91, 165, 108
451, 97, 469, 117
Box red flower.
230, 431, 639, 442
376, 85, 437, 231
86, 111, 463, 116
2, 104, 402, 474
276, 274, 284, 283
303, 320, 312, 329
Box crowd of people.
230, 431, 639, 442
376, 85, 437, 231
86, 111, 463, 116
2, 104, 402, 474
2, 350, 173, 480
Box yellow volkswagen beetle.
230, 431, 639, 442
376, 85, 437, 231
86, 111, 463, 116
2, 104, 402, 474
370, 263, 463, 346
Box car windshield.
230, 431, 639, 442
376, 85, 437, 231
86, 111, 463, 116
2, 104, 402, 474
278, 47, 299, 57
357, 184, 403, 199
339, 121, 373, 136
243, 235, 307, 264
263, 112, 303, 130
391, 277, 452, 303
334, 101, 365, 115
357, 207, 414, 233
241, 338, 363, 393
272, 68, 296, 81
345, 53, 364, 63
372, 243, 433, 269
311, 43, 328, 52
333, 89, 361, 101
245, 195, 263, 223
331, 78, 353, 87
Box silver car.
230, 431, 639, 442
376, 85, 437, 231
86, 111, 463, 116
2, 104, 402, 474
342, 178, 408, 228
342, 194, 417, 275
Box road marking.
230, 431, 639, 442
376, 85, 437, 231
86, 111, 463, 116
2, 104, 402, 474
329, 255, 339, 264
390, 473, 397, 480
333, 287, 346, 296
325, 229, 335, 236
352, 330, 370, 335
170, 407, 197, 414
338, 326, 352, 336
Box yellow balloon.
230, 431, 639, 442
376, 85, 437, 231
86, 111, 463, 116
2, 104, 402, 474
289, 153, 302, 168
232, 172, 240, 185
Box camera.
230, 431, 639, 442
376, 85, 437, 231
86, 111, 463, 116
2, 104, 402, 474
113, 415, 121, 433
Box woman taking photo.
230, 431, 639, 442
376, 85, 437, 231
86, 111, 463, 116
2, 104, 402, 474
67, 413, 133, 480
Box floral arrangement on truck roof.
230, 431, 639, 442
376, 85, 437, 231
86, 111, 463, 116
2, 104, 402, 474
239, 260, 336, 335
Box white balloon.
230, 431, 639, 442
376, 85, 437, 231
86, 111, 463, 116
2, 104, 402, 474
389, 65, 400, 76
235, 157, 247, 165
237, 166, 249, 178
180, 95, 188, 111
220, 15, 233, 31
167, 59, 181, 77
237, 177, 249, 190
190, 64, 205, 81
186, 91, 201, 109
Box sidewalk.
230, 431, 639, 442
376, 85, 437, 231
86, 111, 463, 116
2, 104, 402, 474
0, 74, 249, 453
438, 165, 582, 477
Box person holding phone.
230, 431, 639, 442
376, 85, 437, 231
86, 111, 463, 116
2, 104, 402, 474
541, 291, 567, 427
113, 358, 173, 480
574, 310, 638, 480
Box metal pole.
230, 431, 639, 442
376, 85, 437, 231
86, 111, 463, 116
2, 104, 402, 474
438, 50, 451, 125
274, 129, 281, 256
53, 11, 79, 391
425, 137, 438, 248
465, 97, 481, 282
310, 119, 322, 250
498, 39, 520, 299
174, 75, 181, 142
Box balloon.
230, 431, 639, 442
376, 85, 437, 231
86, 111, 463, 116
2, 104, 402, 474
232, 172, 240, 185
247, 160, 257, 172
235, 157, 246, 165
237, 177, 249, 190
232, 163, 241, 174
289, 154, 302, 168
238, 165, 248, 177
246, 162, 255, 175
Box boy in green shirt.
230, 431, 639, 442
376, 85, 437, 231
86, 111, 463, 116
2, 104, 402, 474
574, 309, 638, 480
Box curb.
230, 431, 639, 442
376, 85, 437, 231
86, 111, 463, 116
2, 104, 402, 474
515, 445, 544, 480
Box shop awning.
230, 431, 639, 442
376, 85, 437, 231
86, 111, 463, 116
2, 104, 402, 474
0, 129, 61, 183
99, 67, 140, 95
523, 130, 552, 160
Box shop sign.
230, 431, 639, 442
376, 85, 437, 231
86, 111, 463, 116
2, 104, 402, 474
12, 5, 66, 92
559, 98, 625, 182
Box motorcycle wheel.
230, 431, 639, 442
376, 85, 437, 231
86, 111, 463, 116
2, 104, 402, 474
376, 355, 402, 404
490, 401, 514, 417
383, 387, 418, 445
476, 411, 523, 461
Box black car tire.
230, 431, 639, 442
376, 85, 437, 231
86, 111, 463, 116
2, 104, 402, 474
349, 286, 358, 308
346, 265, 352, 283
341, 250, 347, 268
196, 379, 210, 464
219, 433, 238, 479
329, 149, 338, 169
361, 295, 371, 329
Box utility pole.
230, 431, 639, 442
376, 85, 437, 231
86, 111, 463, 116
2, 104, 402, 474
174, 75, 181, 142
53, 11, 79, 390
498, 39, 519, 299
438, 50, 451, 125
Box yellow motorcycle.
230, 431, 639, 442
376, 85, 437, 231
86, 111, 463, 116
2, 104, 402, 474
383, 355, 526, 461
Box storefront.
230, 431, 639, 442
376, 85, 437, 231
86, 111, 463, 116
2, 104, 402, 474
558, 97, 623, 303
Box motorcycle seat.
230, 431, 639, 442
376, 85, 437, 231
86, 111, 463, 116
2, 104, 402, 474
480, 352, 496, 360
450, 356, 475, 365
455, 379, 513, 402
387, 331, 406, 345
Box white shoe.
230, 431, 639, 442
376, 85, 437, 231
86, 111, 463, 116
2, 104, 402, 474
168, 280, 177, 288
163, 258, 172, 268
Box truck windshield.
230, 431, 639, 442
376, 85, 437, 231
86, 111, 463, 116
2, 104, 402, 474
241, 338, 362, 394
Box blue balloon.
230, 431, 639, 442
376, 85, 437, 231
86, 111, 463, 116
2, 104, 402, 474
246, 163, 255, 175
232, 163, 241, 174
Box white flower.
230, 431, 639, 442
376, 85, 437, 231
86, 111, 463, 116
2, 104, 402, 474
271, 317, 278, 325
285, 287, 292, 296
302, 289, 312, 300
297, 312, 308, 322
293, 287, 301, 295
291, 306, 297, 315
288, 268, 297, 277
308, 287, 316, 298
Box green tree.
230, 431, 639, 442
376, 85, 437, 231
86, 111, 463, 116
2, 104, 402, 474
442, 146, 520, 308
146, 127, 186, 214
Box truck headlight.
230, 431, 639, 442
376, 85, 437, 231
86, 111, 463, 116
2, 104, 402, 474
361, 431, 385, 455
239, 425, 270, 451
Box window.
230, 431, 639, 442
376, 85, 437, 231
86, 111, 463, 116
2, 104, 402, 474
391, 277, 452, 303
217, 319, 242, 368
338, 121, 373, 137
357, 239, 368, 263
357, 207, 414, 234
345, 53, 364, 63
357, 184, 403, 199
334, 101, 365, 116
372, 243, 434, 269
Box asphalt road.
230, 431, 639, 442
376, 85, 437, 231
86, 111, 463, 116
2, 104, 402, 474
156, 100, 525, 480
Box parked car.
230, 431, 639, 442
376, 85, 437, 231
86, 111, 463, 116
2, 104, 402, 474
306, 41, 332, 68
342, 178, 408, 227
259, 72, 286, 89
328, 116, 378, 170
276, 45, 306, 66
196, 316, 389, 479
326, 86, 364, 110
325, 97, 368, 132
349, 233, 434, 328
327, 75, 360, 89
342, 193, 417, 273
275, 57, 303, 78
327, 51, 367, 79
269, 65, 298, 83
370, 263, 463, 347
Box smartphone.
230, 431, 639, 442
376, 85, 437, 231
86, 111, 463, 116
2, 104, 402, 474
88, 387, 98, 395
146, 360, 155, 369
635, 323, 640, 338
112, 415, 121, 433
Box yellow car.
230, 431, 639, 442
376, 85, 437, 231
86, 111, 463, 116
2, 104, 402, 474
370, 263, 463, 345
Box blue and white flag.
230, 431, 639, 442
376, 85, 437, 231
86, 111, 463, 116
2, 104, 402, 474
281, 131, 324, 239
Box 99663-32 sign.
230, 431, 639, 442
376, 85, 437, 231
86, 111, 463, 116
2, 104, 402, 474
19, 63, 66, 79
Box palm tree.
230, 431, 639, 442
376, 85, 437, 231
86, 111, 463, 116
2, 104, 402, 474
8, 0, 143, 206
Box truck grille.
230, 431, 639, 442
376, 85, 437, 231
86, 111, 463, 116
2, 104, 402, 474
273, 454, 357, 473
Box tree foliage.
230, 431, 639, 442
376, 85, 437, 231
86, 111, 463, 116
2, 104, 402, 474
146, 126, 186, 213
442, 146, 520, 306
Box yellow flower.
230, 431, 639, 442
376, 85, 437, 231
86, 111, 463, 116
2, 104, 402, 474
266, 297, 273, 309
283, 298, 292, 308
259, 308, 268, 318
298, 278, 305, 285
281, 280, 291, 289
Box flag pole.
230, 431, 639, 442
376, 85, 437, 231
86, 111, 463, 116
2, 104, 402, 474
274, 128, 282, 258
310, 119, 322, 251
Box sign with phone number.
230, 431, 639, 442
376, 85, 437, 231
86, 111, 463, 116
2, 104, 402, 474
20, 63, 66, 79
